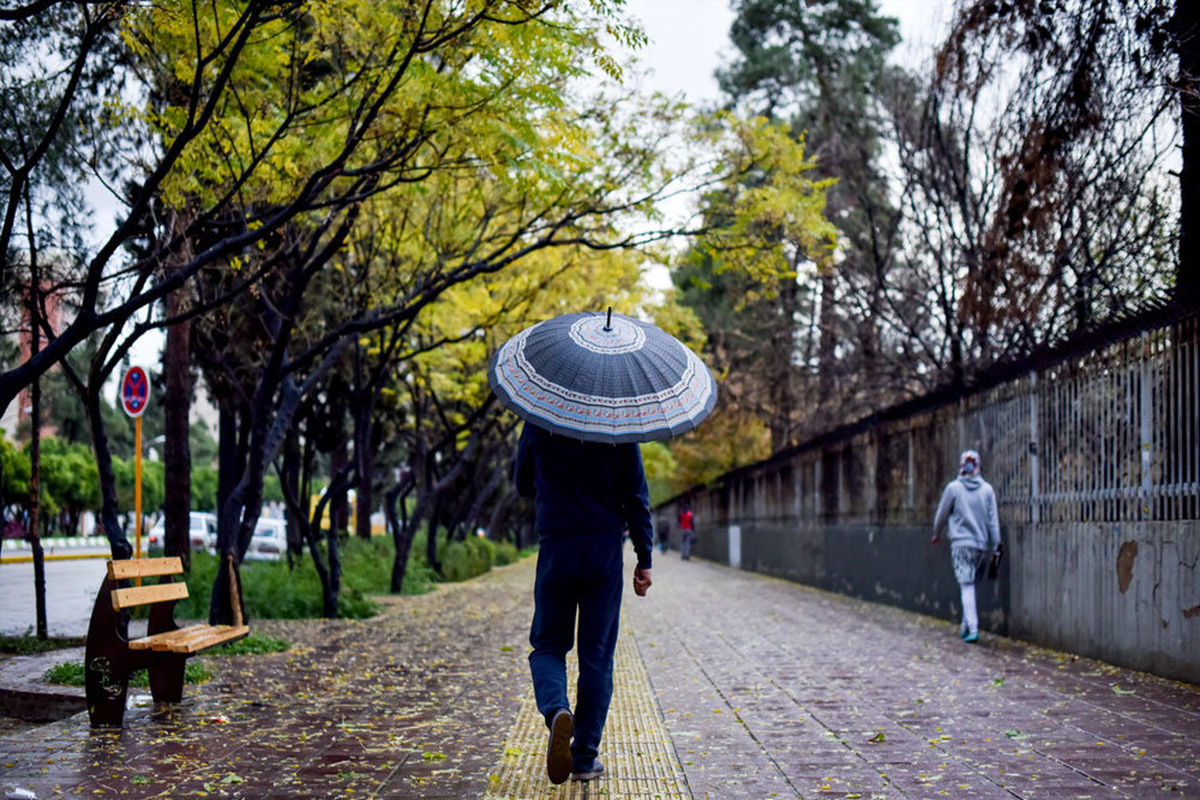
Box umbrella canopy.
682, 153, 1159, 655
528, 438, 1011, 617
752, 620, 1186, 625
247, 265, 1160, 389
488, 310, 717, 444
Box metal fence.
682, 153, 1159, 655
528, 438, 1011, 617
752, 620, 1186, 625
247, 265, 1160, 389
687, 311, 1200, 530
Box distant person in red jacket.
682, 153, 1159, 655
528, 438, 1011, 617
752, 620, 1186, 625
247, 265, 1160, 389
678, 504, 695, 561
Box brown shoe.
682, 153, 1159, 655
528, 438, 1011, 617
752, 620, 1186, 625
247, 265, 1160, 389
546, 709, 574, 784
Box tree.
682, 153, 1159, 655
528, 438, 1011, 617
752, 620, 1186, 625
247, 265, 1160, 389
39, 437, 101, 535
2, 0, 625, 564
377, 242, 661, 595
674, 113, 836, 461
0, 435, 30, 518
885, 0, 1183, 385
716, 0, 903, 430
147, 2, 697, 619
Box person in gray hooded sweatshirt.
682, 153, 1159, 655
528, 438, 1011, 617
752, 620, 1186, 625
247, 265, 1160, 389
932, 450, 1001, 643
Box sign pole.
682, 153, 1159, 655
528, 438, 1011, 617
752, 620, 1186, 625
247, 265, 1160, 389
135, 414, 143, 561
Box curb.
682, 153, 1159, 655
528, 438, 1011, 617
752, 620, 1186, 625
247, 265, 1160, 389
2, 537, 109, 550
0, 553, 109, 564
0, 648, 86, 722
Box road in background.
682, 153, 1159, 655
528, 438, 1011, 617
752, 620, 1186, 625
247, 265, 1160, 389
0, 558, 109, 637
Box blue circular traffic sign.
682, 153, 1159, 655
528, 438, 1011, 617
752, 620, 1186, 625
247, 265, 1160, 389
120, 366, 150, 418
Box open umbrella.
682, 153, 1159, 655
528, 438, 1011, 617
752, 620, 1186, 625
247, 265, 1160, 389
488, 308, 717, 443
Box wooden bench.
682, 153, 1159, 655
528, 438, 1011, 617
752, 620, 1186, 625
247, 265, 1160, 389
84, 555, 249, 727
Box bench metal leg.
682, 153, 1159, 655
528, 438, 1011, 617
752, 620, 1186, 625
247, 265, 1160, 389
148, 653, 188, 703
85, 577, 131, 727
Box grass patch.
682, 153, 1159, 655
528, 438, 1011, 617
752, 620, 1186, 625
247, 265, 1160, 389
202, 633, 290, 656
0, 634, 85, 656
43, 660, 211, 687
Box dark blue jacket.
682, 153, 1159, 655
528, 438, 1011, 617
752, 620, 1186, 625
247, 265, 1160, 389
515, 423, 653, 570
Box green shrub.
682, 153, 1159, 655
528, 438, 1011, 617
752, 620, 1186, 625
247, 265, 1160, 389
43, 660, 211, 687
441, 535, 495, 582
174, 535, 434, 620
440, 541, 471, 582
492, 540, 519, 566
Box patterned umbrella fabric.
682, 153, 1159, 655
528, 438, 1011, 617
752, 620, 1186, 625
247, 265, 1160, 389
488, 310, 717, 443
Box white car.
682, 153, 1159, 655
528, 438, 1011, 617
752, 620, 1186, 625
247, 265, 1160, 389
148, 512, 218, 551
245, 518, 288, 561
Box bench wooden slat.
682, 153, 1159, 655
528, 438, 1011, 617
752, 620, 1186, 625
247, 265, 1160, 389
110, 581, 189, 611
158, 626, 229, 651
108, 557, 184, 580
130, 624, 248, 654
178, 625, 249, 654
128, 624, 208, 650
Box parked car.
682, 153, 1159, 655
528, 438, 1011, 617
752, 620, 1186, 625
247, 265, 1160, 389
148, 512, 218, 551
245, 517, 288, 561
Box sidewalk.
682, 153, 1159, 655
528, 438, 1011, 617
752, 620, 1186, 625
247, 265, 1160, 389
628, 556, 1200, 799
0, 551, 1197, 799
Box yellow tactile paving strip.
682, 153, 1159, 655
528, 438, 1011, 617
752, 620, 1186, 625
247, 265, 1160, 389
484, 630, 690, 800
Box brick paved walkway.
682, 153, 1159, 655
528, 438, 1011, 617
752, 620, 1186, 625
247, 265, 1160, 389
629, 555, 1200, 800
1, 550, 1197, 799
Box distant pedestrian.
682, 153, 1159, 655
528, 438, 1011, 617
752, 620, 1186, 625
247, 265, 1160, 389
677, 504, 695, 560
656, 516, 670, 552
932, 450, 1001, 643
515, 423, 654, 784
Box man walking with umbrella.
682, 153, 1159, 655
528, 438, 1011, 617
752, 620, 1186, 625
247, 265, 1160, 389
491, 309, 716, 784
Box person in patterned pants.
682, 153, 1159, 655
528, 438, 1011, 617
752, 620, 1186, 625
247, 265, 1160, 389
932, 450, 1002, 643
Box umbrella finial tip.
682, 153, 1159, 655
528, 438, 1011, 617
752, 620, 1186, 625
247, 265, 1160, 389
605, 306, 612, 331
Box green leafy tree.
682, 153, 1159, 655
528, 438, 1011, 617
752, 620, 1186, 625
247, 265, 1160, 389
715, 0, 903, 429
674, 113, 835, 464
113, 457, 164, 521
640, 440, 679, 507
191, 466, 219, 513
39, 437, 101, 535
0, 435, 31, 520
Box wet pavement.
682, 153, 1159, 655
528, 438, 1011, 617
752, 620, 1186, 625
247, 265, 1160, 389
0, 551, 1197, 798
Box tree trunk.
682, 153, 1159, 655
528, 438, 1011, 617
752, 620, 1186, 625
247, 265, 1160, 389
86, 386, 132, 560
486, 488, 520, 545
353, 395, 375, 539
1177, 0, 1200, 301
282, 430, 303, 560
21, 185, 47, 638
280, 464, 335, 613
163, 289, 192, 571
211, 401, 248, 626
769, 275, 798, 451
386, 480, 406, 592
425, 494, 443, 574
216, 402, 241, 545
312, 467, 354, 617
27, 329, 47, 640
330, 440, 349, 536
466, 466, 504, 536
817, 268, 838, 415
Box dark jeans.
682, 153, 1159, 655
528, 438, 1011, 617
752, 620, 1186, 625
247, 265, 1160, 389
528, 534, 623, 770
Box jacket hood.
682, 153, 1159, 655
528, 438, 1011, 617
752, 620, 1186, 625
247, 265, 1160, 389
957, 474, 983, 490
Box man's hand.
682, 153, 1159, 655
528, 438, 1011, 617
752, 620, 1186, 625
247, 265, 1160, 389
633, 568, 652, 596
